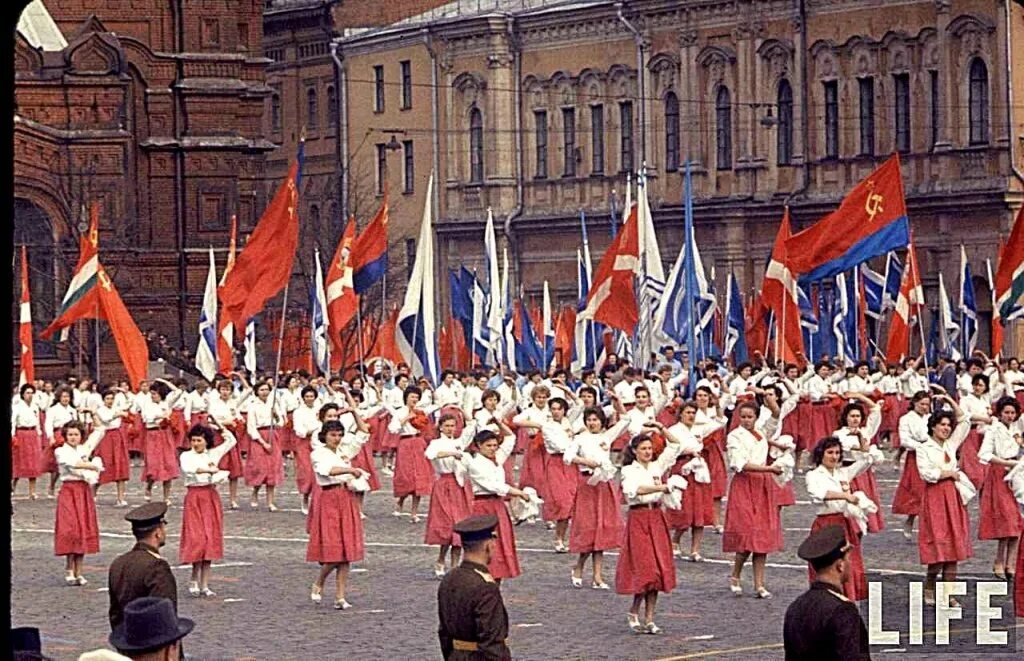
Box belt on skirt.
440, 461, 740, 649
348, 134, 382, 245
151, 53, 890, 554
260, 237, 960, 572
474, 494, 502, 500
400, 434, 418, 439
320, 484, 344, 491
453, 639, 508, 652
15, 427, 36, 430
629, 503, 659, 510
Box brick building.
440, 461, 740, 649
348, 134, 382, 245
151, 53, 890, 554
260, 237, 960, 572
13, 0, 272, 380
336, 0, 1024, 356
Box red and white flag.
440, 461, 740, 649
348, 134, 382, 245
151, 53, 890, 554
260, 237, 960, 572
579, 204, 639, 335
18, 245, 34, 386
762, 208, 804, 366
217, 215, 238, 375
325, 217, 358, 357
885, 235, 924, 363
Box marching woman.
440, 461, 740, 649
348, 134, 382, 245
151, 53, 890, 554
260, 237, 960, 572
169, 378, 192, 451
424, 414, 476, 578
564, 405, 628, 589
978, 396, 1024, 580
292, 386, 322, 515
307, 420, 368, 610
833, 393, 885, 533
916, 395, 972, 606
724, 398, 784, 599
1003, 357, 1024, 409
11, 383, 42, 499
467, 427, 531, 582
346, 389, 382, 496
379, 373, 410, 476
93, 389, 131, 506
804, 437, 876, 601
693, 385, 728, 533
666, 401, 723, 561
54, 421, 103, 585
179, 423, 237, 597
516, 397, 578, 552
207, 376, 249, 510
473, 388, 517, 486
44, 387, 78, 498
277, 374, 303, 461
434, 371, 466, 435
245, 380, 285, 512
139, 379, 183, 505
616, 421, 684, 634
513, 385, 553, 510
959, 375, 994, 488
388, 386, 437, 522
187, 379, 211, 427
893, 391, 932, 539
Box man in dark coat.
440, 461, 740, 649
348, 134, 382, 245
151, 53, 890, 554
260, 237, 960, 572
108, 502, 178, 630
437, 514, 511, 660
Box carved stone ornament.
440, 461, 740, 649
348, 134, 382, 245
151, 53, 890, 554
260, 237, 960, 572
679, 28, 698, 48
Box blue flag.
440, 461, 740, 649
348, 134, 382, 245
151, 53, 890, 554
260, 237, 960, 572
725, 271, 748, 364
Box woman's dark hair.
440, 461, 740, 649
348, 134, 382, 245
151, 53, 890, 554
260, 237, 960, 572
470, 429, 500, 453
582, 406, 608, 429
438, 413, 459, 429
103, 389, 118, 400
317, 402, 340, 421
994, 396, 1021, 417
349, 389, 364, 404
970, 374, 989, 392
926, 410, 956, 436
839, 402, 866, 428
737, 362, 752, 373
679, 400, 699, 416
910, 391, 930, 405
548, 397, 568, 411
187, 424, 216, 447
301, 385, 318, 399
621, 434, 654, 466
811, 437, 843, 467
62, 420, 87, 440
403, 386, 422, 404
578, 386, 597, 399
735, 400, 759, 416
318, 419, 346, 444
19, 383, 35, 397
481, 389, 500, 404
695, 385, 714, 397
55, 386, 73, 400
150, 381, 171, 400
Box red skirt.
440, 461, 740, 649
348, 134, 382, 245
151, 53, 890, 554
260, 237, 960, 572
978, 464, 1024, 540
1016, 391, 1024, 410
850, 468, 885, 532
123, 413, 143, 454
957, 429, 987, 490
918, 478, 972, 565
215, 433, 243, 479
656, 408, 678, 427
793, 401, 814, 451
96, 429, 130, 483
368, 412, 387, 453
1017, 530, 1024, 617
351, 442, 381, 492
809, 404, 837, 447
722, 471, 783, 554
54, 481, 99, 556
472, 496, 520, 579
381, 427, 401, 452
393, 435, 434, 497
179, 485, 224, 564
245, 429, 284, 487
514, 427, 532, 454
569, 473, 624, 553
294, 439, 314, 496
615, 506, 676, 595
189, 412, 209, 428
891, 451, 924, 515
702, 440, 728, 499
170, 409, 189, 450
306, 486, 365, 563
236, 416, 251, 455
665, 471, 715, 530
881, 395, 903, 436
809, 513, 867, 601
610, 429, 631, 453
12, 428, 42, 479
518, 440, 547, 499
40, 430, 61, 474
425, 473, 473, 546
142, 428, 181, 483
278, 414, 297, 454
541, 453, 577, 521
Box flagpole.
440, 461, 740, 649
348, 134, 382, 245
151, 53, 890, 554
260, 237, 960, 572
269, 281, 290, 436
356, 305, 366, 382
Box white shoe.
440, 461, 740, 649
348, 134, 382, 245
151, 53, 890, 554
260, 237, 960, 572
65, 573, 77, 586
310, 584, 322, 604
188, 582, 201, 597
75, 576, 88, 586
333, 599, 352, 610
554, 541, 568, 553
392, 510, 403, 517
571, 573, 583, 588
201, 588, 217, 598
229, 501, 239, 510
360, 512, 367, 520
410, 514, 420, 524
755, 587, 773, 600
545, 521, 556, 530
301, 504, 309, 515
591, 581, 610, 590
434, 564, 446, 580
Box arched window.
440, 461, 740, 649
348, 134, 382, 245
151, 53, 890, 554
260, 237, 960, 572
715, 86, 732, 170
306, 87, 318, 131
664, 92, 679, 171
469, 107, 484, 183
326, 85, 337, 128
969, 58, 989, 145
14, 198, 56, 358
271, 93, 281, 132
777, 80, 793, 165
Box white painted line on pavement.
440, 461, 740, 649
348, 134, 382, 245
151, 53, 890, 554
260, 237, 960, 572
359, 609, 386, 614
515, 623, 543, 628
96, 587, 109, 592
172, 561, 254, 570
222, 598, 246, 603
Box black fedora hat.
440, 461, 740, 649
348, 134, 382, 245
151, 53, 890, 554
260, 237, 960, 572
108, 597, 194, 653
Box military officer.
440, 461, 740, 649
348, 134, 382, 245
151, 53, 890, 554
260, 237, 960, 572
437, 514, 511, 660
108, 502, 178, 630
783, 525, 871, 660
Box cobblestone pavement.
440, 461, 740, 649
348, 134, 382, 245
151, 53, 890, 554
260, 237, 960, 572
11, 455, 1024, 660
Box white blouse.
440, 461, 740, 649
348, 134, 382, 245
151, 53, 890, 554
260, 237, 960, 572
619, 441, 683, 506
512, 405, 551, 437
179, 431, 237, 487
433, 383, 462, 408
805, 459, 873, 517
425, 427, 476, 483
187, 390, 210, 413
979, 421, 1022, 464
917, 419, 972, 483
292, 404, 321, 440
94, 404, 124, 431
833, 405, 882, 453
10, 399, 39, 435
625, 405, 659, 436
311, 445, 358, 487
387, 405, 437, 435
726, 426, 775, 473
897, 410, 930, 451
665, 422, 707, 457
139, 398, 172, 429
467, 433, 516, 496
55, 431, 104, 483
245, 397, 280, 439
960, 394, 992, 429
46, 403, 78, 439
207, 396, 242, 428
563, 420, 629, 473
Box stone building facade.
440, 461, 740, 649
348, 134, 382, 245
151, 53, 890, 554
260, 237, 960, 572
13, 0, 273, 379
338, 0, 1024, 355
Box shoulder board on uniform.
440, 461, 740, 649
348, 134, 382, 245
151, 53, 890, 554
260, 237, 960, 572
473, 568, 495, 583
826, 588, 851, 603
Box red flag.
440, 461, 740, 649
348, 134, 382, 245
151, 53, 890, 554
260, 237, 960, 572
762, 209, 804, 366
367, 306, 403, 366
41, 203, 100, 339
325, 217, 358, 355
554, 306, 577, 368
18, 245, 34, 385
581, 204, 639, 334
992, 239, 1006, 357
745, 292, 770, 359
994, 206, 1024, 340
96, 269, 149, 388
216, 215, 238, 375
350, 193, 389, 294
885, 237, 924, 364
220, 149, 302, 332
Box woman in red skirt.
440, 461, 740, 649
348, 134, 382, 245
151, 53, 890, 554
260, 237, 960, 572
139, 380, 183, 505
978, 396, 1024, 579
245, 381, 285, 511
804, 437, 876, 600
207, 377, 249, 510
833, 393, 885, 533
387, 386, 436, 522
565, 407, 628, 588
513, 385, 552, 502
308, 420, 368, 610
616, 423, 684, 634
93, 389, 131, 506
516, 397, 578, 552
693, 386, 728, 532
292, 386, 321, 515
959, 375, 994, 488
379, 373, 411, 475
916, 397, 972, 606
467, 428, 530, 582
724, 399, 784, 599
665, 401, 721, 561
54, 422, 103, 585
44, 388, 78, 498
11, 383, 42, 499
893, 391, 931, 538
424, 414, 475, 577
179, 424, 237, 597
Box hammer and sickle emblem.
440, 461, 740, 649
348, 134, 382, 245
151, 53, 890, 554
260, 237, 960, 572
864, 181, 884, 223
98, 269, 113, 291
